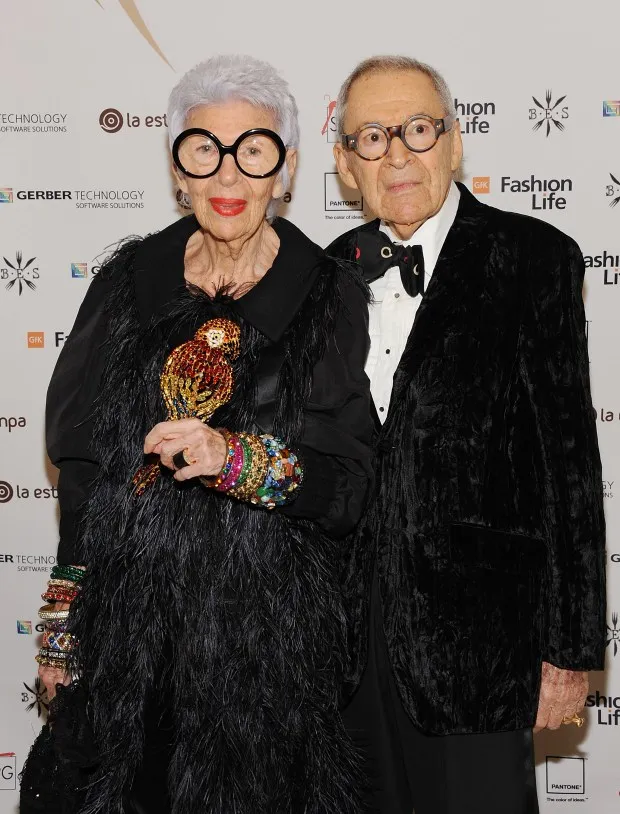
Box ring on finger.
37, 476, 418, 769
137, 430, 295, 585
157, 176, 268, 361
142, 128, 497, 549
172, 448, 196, 470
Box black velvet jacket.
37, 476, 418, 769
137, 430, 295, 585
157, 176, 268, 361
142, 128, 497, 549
327, 184, 606, 736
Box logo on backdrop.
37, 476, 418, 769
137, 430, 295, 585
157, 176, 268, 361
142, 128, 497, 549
0, 417, 27, 433
0, 481, 58, 501
1, 553, 57, 572
93, 0, 172, 68
98, 108, 167, 132
472, 177, 490, 194
322, 96, 338, 142
0, 188, 13, 203
529, 90, 568, 136
0, 482, 14, 503
22, 678, 48, 717
603, 101, 620, 117
1, 251, 39, 295
545, 756, 585, 797
585, 689, 620, 725
606, 173, 620, 208
0, 112, 68, 134
0, 753, 16, 791
324, 172, 364, 221
585, 250, 620, 286
603, 479, 615, 499
607, 612, 620, 657
500, 175, 572, 210
71, 262, 101, 278
17, 620, 33, 635
1, 188, 145, 209
454, 98, 496, 135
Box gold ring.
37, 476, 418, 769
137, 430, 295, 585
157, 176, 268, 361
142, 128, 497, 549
562, 714, 585, 727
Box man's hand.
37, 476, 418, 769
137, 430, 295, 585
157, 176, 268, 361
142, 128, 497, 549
144, 418, 227, 481
534, 661, 588, 732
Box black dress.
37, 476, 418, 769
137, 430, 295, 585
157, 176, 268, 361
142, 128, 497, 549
22, 215, 374, 814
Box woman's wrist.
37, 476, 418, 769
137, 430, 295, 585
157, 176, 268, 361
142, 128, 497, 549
201, 431, 303, 509
35, 565, 85, 669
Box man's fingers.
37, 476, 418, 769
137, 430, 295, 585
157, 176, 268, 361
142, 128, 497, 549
547, 706, 565, 730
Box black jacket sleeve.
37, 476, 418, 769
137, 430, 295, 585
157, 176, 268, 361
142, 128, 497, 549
281, 274, 375, 538
518, 232, 606, 670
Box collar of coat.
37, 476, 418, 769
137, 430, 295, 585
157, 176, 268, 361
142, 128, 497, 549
132, 215, 325, 342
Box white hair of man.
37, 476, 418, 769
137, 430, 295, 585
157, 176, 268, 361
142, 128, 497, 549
168, 54, 300, 220
335, 55, 456, 135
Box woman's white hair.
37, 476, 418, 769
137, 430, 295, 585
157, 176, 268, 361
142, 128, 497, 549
168, 54, 300, 220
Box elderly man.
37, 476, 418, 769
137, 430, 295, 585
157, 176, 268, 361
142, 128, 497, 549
328, 56, 606, 814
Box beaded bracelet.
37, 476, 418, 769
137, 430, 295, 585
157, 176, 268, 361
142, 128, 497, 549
249, 435, 303, 509
35, 649, 70, 669
38, 607, 70, 621
229, 433, 269, 501
50, 564, 85, 583
42, 629, 75, 652
42, 585, 79, 603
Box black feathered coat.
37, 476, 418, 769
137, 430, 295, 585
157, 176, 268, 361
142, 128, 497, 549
22, 216, 374, 814
327, 183, 606, 736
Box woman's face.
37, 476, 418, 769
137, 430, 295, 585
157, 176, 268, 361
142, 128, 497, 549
175, 101, 296, 243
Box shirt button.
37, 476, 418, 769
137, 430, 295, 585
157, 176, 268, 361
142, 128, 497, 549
394, 293, 400, 299
379, 407, 385, 412
385, 349, 390, 354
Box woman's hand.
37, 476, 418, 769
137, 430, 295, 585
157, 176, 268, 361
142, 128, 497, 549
144, 418, 227, 481
38, 601, 72, 702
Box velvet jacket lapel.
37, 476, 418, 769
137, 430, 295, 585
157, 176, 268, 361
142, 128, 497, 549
385, 184, 490, 419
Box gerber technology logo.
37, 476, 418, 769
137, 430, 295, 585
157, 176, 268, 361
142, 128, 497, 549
500, 176, 572, 210
0, 112, 68, 134
545, 756, 585, 796
99, 108, 168, 133
0, 753, 16, 791
529, 90, 569, 136
603, 101, 620, 117
454, 98, 496, 135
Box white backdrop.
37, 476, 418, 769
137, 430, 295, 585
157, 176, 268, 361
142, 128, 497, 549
1, 0, 619, 810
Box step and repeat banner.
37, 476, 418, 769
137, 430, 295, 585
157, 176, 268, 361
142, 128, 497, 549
1, 0, 619, 811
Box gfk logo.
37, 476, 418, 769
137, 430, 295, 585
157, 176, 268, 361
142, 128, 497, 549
472, 177, 491, 194
27, 332, 44, 348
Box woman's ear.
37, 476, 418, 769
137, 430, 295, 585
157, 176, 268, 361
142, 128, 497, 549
173, 161, 189, 195
272, 149, 297, 199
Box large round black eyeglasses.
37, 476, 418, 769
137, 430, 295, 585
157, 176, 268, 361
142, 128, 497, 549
341, 113, 456, 160
173, 128, 287, 179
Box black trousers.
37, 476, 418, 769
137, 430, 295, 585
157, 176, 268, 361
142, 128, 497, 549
342, 577, 539, 814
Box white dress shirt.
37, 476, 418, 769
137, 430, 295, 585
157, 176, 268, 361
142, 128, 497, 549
366, 182, 461, 421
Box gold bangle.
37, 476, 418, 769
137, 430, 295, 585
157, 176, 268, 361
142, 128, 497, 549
229, 433, 268, 501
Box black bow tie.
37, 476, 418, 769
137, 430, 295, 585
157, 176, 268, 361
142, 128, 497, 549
356, 228, 425, 297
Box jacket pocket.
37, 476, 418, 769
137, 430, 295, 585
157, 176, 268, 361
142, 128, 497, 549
436, 522, 547, 732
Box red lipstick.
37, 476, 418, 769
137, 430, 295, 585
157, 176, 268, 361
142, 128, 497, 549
209, 197, 247, 216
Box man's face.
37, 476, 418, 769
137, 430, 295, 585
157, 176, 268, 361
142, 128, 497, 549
334, 70, 462, 239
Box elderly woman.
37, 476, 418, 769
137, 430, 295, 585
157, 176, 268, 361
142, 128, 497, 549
21, 55, 373, 814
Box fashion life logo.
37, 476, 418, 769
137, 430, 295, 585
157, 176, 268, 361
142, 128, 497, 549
99, 107, 168, 133
454, 98, 496, 135
93, 0, 172, 68
0, 112, 68, 134
0, 753, 16, 791
28, 331, 71, 349
1, 251, 39, 294
585, 689, 620, 725
603, 101, 620, 117
545, 756, 585, 798
472, 177, 491, 194
529, 90, 568, 136
500, 175, 572, 210
322, 96, 338, 143
584, 250, 620, 286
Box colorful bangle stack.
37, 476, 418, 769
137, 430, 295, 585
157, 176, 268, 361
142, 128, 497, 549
35, 565, 85, 670
201, 430, 303, 509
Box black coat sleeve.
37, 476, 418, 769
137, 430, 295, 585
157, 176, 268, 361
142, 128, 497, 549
46, 265, 121, 565
518, 232, 606, 670
281, 274, 375, 538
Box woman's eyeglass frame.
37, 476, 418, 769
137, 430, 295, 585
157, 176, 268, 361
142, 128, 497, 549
341, 113, 456, 160
172, 127, 287, 179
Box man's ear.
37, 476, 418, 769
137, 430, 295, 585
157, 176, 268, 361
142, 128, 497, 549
450, 119, 463, 174
333, 143, 360, 191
